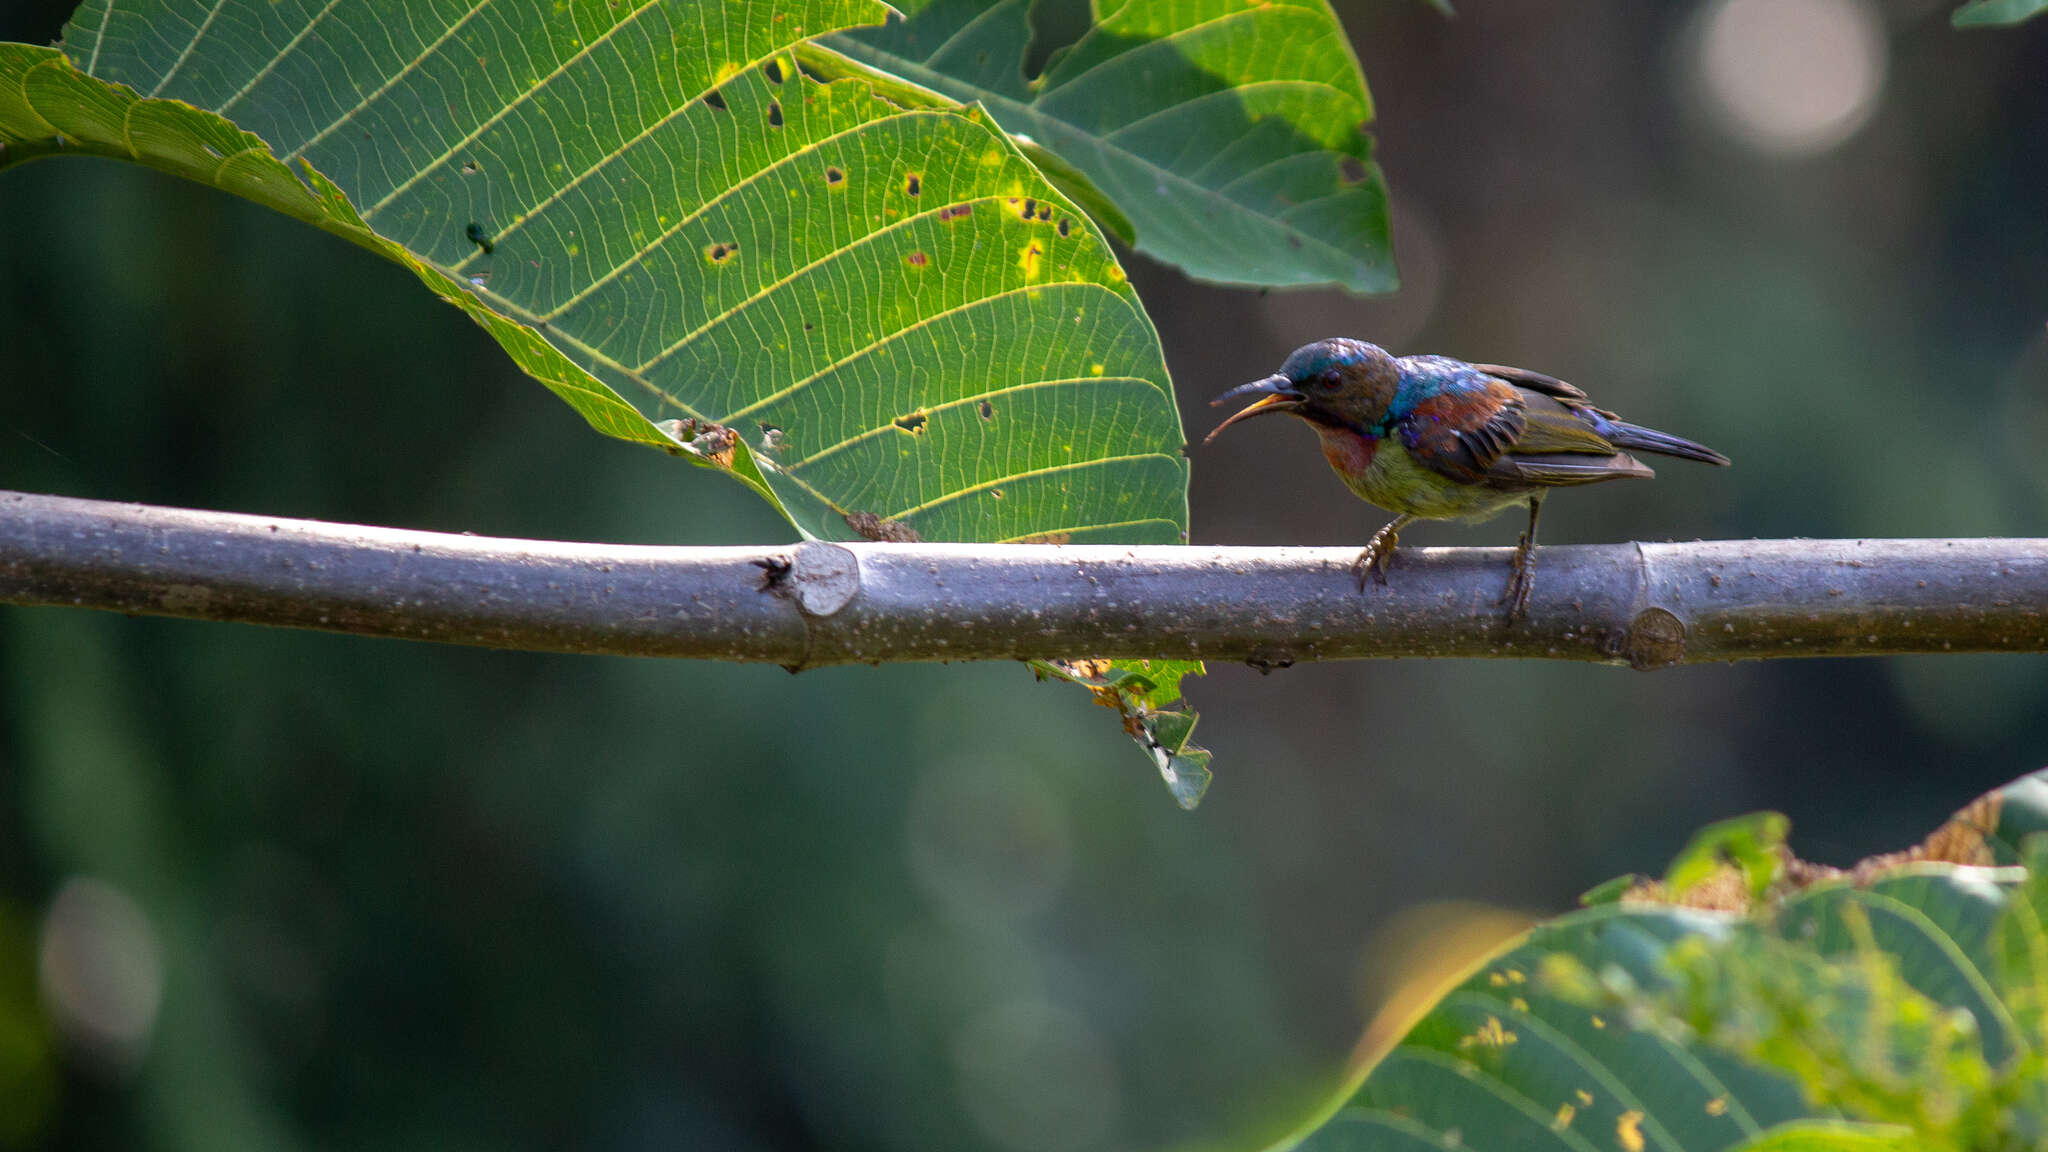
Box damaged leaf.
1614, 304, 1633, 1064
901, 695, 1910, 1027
14, 1, 1188, 548
1031, 658, 1210, 808
10, 0, 1212, 793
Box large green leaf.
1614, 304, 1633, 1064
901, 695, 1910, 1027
3, 0, 1201, 801
819, 0, 1396, 292
1296, 770, 2048, 1152
9, 0, 1189, 546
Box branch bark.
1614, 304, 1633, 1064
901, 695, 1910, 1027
3, 489, 2043, 669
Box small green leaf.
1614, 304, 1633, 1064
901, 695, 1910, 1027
1953, 0, 2048, 27
1030, 658, 1211, 807
1578, 873, 1641, 907
1665, 811, 1788, 902
1145, 708, 1197, 755
1154, 741, 1213, 811
1107, 659, 1203, 710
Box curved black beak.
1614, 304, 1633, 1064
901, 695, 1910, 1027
1203, 374, 1304, 444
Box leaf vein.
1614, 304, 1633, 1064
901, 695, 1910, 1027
362, 0, 667, 218
786, 374, 1154, 470
890, 451, 1174, 522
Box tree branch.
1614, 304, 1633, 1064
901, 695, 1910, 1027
3, 489, 2043, 668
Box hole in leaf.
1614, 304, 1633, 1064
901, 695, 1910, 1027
705, 242, 739, 264
825, 166, 845, 186
703, 89, 728, 111
758, 423, 785, 451
1021, 197, 1037, 219
659, 417, 739, 467
1057, 217, 1071, 237
990, 487, 1003, 498
1038, 203, 1053, 221
460, 160, 481, 175
802, 322, 814, 331
906, 251, 928, 267
893, 412, 928, 434
464, 222, 495, 255
1339, 156, 1368, 184
979, 400, 995, 420
764, 58, 784, 84
905, 173, 921, 196
767, 100, 783, 127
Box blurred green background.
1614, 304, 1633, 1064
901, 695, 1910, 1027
3, 0, 2046, 1148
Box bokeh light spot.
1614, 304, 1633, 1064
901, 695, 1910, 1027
952, 1000, 1120, 1152
1690, 0, 1887, 157
906, 763, 1072, 927
37, 878, 163, 1070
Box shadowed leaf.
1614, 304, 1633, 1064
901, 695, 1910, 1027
819, 0, 1396, 291
1953, 0, 2048, 27
1295, 771, 2048, 1152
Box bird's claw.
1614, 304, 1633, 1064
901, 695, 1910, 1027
1351, 526, 1402, 592
1500, 533, 1536, 624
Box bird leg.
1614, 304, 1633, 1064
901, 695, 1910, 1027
1502, 496, 1544, 624
1352, 514, 1415, 591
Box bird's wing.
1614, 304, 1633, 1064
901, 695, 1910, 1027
1495, 393, 1656, 484
1500, 452, 1655, 485
1401, 384, 1655, 487
1510, 392, 1624, 455
1472, 363, 1588, 400
1396, 380, 1529, 483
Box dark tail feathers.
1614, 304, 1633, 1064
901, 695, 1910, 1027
1603, 421, 1730, 466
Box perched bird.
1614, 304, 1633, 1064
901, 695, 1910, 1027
1205, 339, 1729, 622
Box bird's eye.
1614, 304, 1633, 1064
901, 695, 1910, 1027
1317, 369, 1342, 391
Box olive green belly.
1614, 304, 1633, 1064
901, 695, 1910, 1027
1341, 440, 1530, 522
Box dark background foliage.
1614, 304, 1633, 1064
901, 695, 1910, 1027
2, 1, 2045, 1148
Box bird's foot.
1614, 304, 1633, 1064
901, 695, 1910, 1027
1351, 525, 1403, 591
1501, 533, 1536, 624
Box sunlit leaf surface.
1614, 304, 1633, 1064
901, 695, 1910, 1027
10, 0, 1189, 545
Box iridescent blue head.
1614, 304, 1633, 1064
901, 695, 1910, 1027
1203, 339, 1402, 443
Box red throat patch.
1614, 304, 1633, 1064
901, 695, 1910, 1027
1314, 423, 1378, 478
